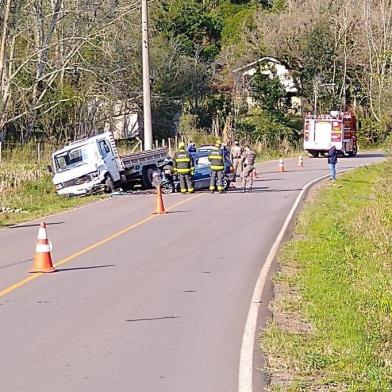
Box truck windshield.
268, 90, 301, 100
54, 145, 92, 173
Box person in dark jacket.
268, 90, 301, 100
187, 141, 196, 153
327, 144, 338, 181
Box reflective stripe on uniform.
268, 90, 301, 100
211, 165, 224, 171
208, 155, 223, 161
177, 163, 192, 173
209, 186, 215, 190
175, 153, 192, 171
174, 150, 193, 172
208, 148, 224, 171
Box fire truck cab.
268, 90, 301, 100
304, 111, 358, 157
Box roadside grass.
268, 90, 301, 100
0, 163, 103, 227
262, 161, 392, 391
1, 141, 59, 163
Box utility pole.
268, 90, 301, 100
314, 84, 318, 117
141, 0, 153, 151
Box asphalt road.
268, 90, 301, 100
0, 153, 384, 392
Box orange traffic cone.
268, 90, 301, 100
30, 222, 55, 273
153, 185, 166, 214
297, 155, 304, 167
278, 158, 285, 172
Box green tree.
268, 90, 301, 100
301, 23, 342, 111
250, 65, 289, 118
237, 108, 299, 149
156, 1, 223, 60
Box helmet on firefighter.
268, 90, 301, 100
178, 141, 185, 149
215, 139, 222, 147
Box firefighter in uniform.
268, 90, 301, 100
208, 139, 225, 194
230, 140, 243, 182
241, 145, 257, 193
173, 142, 195, 194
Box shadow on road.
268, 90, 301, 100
262, 188, 303, 192
126, 316, 180, 322
253, 178, 284, 182
0, 258, 32, 269
56, 264, 115, 272
166, 210, 192, 214
259, 169, 328, 175
347, 153, 385, 158
230, 187, 302, 193
7, 221, 65, 229
259, 171, 295, 175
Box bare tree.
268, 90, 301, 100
0, 0, 142, 141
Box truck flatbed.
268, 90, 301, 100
120, 148, 169, 170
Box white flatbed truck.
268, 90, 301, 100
50, 132, 169, 196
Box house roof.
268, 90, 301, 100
232, 56, 300, 93
232, 57, 287, 74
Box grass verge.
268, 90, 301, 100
262, 161, 392, 391
0, 163, 103, 227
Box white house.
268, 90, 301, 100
233, 57, 301, 112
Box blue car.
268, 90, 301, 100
189, 150, 234, 191
165, 149, 234, 193
158, 149, 235, 194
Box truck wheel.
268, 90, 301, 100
310, 151, 319, 158
105, 176, 115, 193
142, 166, 156, 189
348, 146, 358, 157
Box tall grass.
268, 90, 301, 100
263, 161, 392, 391
0, 141, 59, 163
0, 146, 102, 226
0, 164, 45, 195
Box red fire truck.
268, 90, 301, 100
303, 111, 358, 157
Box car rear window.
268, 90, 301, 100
197, 156, 210, 166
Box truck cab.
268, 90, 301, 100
52, 133, 122, 196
